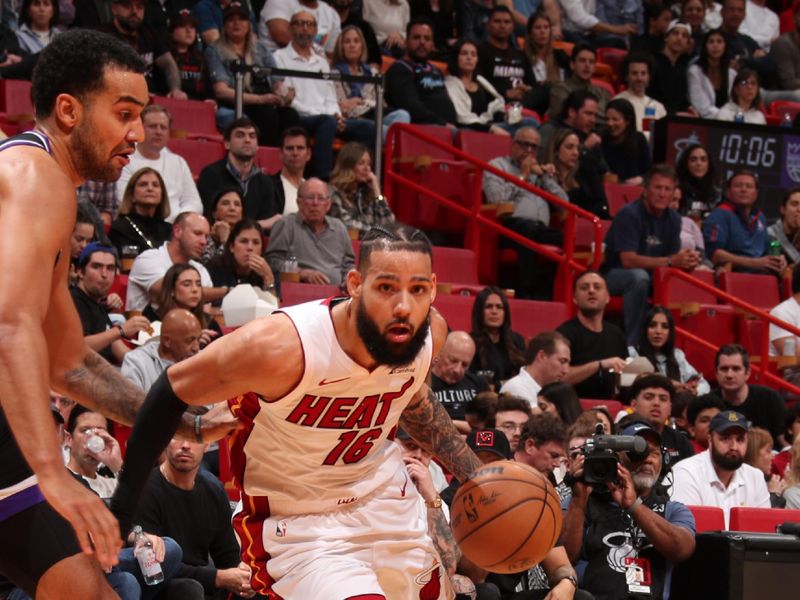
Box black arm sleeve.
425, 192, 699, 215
110, 370, 188, 537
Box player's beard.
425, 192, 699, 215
356, 303, 430, 368
71, 117, 130, 182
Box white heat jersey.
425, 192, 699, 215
229, 298, 433, 517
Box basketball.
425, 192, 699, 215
450, 460, 562, 574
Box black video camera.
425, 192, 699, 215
576, 424, 648, 484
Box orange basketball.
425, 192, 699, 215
450, 460, 562, 574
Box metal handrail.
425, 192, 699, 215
383, 123, 604, 301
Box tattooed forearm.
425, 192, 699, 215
60, 351, 145, 426
428, 505, 460, 576
400, 386, 482, 482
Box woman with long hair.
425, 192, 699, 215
628, 306, 710, 395
329, 142, 395, 237
746, 427, 786, 507
601, 98, 651, 185
16, 0, 59, 54
469, 287, 526, 388
109, 167, 172, 258
687, 29, 735, 119
537, 382, 582, 426
207, 219, 276, 296
676, 143, 721, 218
204, 3, 299, 145
716, 68, 766, 124
524, 12, 568, 85
681, 0, 707, 53
544, 129, 609, 219
145, 263, 221, 348
204, 187, 244, 263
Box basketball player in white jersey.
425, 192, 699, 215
113, 222, 486, 599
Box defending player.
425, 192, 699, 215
114, 223, 485, 599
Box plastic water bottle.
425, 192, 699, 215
133, 525, 164, 585
734, 110, 745, 123
85, 431, 105, 454
782, 111, 794, 128
643, 104, 656, 130
284, 255, 299, 273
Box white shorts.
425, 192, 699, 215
233, 463, 453, 600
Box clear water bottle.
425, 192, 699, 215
782, 111, 794, 128
283, 255, 299, 273
85, 431, 105, 454
734, 110, 745, 123
133, 525, 164, 585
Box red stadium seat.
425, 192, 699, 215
579, 399, 624, 419
604, 182, 642, 216
729, 507, 800, 532
167, 138, 226, 179
432, 246, 479, 290
151, 95, 222, 141
109, 274, 129, 312
433, 294, 474, 332
674, 305, 736, 380
256, 146, 281, 174
653, 267, 717, 307
769, 100, 800, 123
687, 505, 725, 532
456, 129, 513, 164
507, 299, 569, 338
412, 160, 478, 234
596, 48, 628, 85
0, 79, 33, 117
281, 282, 341, 306
719, 271, 780, 311
391, 124, 454, 162
575, 219, 611, 251
591, 77, 616, 97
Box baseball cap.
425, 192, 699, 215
223, 1, 250, 21
709, 410, 749, 434
467, 429, 511, 460
169, 8, 199, 31
666, 19, 691, 36
77, 242, 118, 268
620, 421, 662, 445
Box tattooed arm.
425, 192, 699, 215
428, 504, 460, 576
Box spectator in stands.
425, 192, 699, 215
189, 0, 223, 44
168, 9, 208, 101
515, 413, 567, 482
601, 97, 650, 185
557, 0, 638, 47
708, 344, 787, 447
205, 2, 300, 146
121, 308, 201, 390
784, 435, 800, 508
630, 2, 671, 54
688, 29, 736, 119
127, 212, 227, 311
105, 0, 186, 98
719, 0, 777, 86
682, 0, 709, 52
523, 12, 569, 115
671, 409, 770, 526
493, 395, 534, 450
65, 405, 123, 500
483, 126, 567, 299
746, 426, 786, 506
197, 118, 282, 230
134, 426, 253, 598
767, 188, 800, 265
329, 142, 395, 237
629, 306, 711, 395
207, 218, 277, 295
557, 270, 628, 399
596, 0, 644, 39
362, 0, 410, 57
715, 67, 767, 123
258, 0, 341, 54
702, 170, 786, 274
500, 331, 571, 407
769, 3, 800, 91
547, 44, 609, 126
687, 394, 725, 453
384, 16, 457, 127
71, 243, 152, 364
560, 419, 696, 598
431, 331, 489, 432
142, 263, 221, 346
612, 52, 667, 135
740, 0, 779, 51
272, 126, 310, 216
574, 405, 614, 433
676, 143, 722, 218
769, 262, 800, 359
70, 204, 97, 284
464, 391, 498, 431
275, 11, 376, 181
204, 187, 243, 262
445, 37, 530, 135
332, 26, 411, 140
328, 0, 382, 66
469, 286, 526, 388
603, 164, 700, 344
266, 178, 356, 285
16, 0, 58, 54
628, 374, 696, 463
116, 105, 203, 221
704, 0, 724, 30
77, 180, 119, 230
771, 404, 800, 479
649, 20, 695, 114
537, 381, 583, 425
109, 167, 173, 258
477, 7, 536, 106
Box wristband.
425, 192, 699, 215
626, 496, 644, 515
194, 414, 203, 443
115, 323, 127, 340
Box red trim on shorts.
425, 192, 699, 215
233, 492, 282, 598
227, 392, 262, 490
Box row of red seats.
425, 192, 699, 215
689, 505, 800, 533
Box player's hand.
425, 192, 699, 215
299, 269, 331, 285
607, 464, 637, 509
544, 578, 576, 600
403, 456, 437, 502
216, 565, 253, 595
198, 402, 242, 442
37, 470, 121, 570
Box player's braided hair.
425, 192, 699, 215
358, 223, 432, 271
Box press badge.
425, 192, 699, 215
624, 557, 652, 597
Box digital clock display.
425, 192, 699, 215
653, 117, 798, 218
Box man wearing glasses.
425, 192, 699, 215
266, 178, 355, 285
482, 126, 567, 299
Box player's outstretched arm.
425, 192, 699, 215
400, 387, 482, 483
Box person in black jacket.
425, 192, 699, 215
197, 117, 282, 232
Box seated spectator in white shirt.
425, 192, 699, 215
613, 52, 667, 135
116, 104, 203, 222
362, 0, 410, 56
671, 409, 770, 528
769, 262, 800, 357
739, 0, 779, 51
258, 0, 341, 54
714, 67, 767, 124
65, 406, 123, 500
558, 0, 638, 46
687, 29, 737, 119
500, 331, 571, 409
